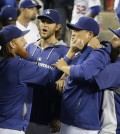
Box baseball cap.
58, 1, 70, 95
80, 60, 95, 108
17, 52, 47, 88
37, 9, 61, 24
108, 28, 120, 38
0, 25, 29, 46
67, 17, 99, 36
0, 5, 17, 21
19, 0, 41, 9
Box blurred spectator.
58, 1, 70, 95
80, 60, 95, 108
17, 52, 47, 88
106, 0, 114, 11
0, 0, 18, 10
71, 0, 101, 24
0, 5, 18, 29
16, 0, 41, 46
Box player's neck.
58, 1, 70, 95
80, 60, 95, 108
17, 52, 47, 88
40, 37, 58, 49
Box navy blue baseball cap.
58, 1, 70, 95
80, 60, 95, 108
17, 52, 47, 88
108, 28, 120, 38
0, 25, 29, 46
37, 9, 61, 24
19, 0, 41, 9
0, 5, 18, 21
67, 17, 99, 36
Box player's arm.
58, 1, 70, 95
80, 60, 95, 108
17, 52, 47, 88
94, 63, 120, 90
86, 6, 101, 18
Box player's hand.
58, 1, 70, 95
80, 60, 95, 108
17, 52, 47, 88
52, 58, 68, 72
70, 38, 85, 53
49, 119, 61, 133
88, 36, 102, 49
56, 78, 66, 92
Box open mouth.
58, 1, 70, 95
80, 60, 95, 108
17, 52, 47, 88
42, 28, 48, 34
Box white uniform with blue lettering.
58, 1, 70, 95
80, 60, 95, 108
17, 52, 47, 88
71, 0, 101, 24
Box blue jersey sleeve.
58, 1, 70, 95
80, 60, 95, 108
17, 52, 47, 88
95, 62, 120, 90
19, 59, 51, 86
70, 46, 111, 81
90, 6, 101, 16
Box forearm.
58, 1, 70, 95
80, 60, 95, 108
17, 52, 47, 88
65, 48, 76, 59
60, 66, 71, 76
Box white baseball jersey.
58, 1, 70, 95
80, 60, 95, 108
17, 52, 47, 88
71, 0, 101, 24
16, 21, 40, 46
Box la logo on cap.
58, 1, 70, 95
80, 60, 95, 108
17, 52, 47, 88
31, 0, 35, 4
8, 17, 13, 20
46, 9, 50, 14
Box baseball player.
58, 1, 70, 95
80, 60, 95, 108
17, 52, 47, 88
71, 0, 101, 24
53, 17, 111, 134
0, 25, 75, 134
94, 28, 120, 134
0, 25, 55, 134
0, 5, 18, 28
25, 9, 69, 134
16, 0, 41, 46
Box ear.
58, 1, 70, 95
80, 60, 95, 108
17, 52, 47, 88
9, 41, 16, 49
87, 31, 94, 39
55, 24, 61, 31
89, 31, 94, 38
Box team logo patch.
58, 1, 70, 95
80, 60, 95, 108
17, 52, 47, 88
46, 9, 50, 14
37, 57, 42, 61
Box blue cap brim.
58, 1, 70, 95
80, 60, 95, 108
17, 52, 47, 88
27, 4, 41, 9
20, 4, 41, 9
37, 15, 55, 23
18, 30, 30, 38
108, 28, 120, 38
67, 23, 84, 30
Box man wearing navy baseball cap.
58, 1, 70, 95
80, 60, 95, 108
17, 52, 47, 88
0, 25, 27, 43
52, 16, 113, 134
0, 25, 65, 134
37, 9, 61, 24
16, 0, 41, 45
91, 28, 120, 134
19, 0, 41, 9
37, 9, 62, 40
0, 25, 29, 58
0, 5, 18, 28
67, 16, 99, 36
25, 8, 68, 134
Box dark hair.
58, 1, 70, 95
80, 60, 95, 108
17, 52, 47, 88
0, 43, 14, 58
55, 24, 63, 40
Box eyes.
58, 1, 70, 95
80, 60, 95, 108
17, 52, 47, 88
27, 7, 37, 11
40, 19, 54, 24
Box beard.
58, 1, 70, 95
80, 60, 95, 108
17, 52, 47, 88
31, 15, 36, 21
110, 46, 120, 62
40, 29, 55, 40
16, 48, 29, 59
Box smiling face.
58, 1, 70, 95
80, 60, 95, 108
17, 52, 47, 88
38, 18, 60, 40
